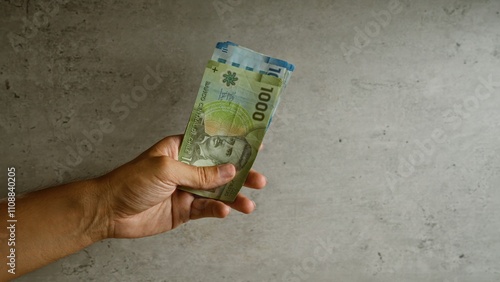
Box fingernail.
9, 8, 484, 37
219, 164, 235, 179
252, 200, 256, 209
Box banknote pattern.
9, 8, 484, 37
178, 42, 294, 202
212, 42, 295, 127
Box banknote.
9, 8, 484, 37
212, 41, 295, 129
178, 60, 283, 202
212, 41, 295, 85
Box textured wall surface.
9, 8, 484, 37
1, 0, 500, 281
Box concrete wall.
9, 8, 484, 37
1, 0, 499, 281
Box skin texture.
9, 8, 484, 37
0, 135, 266, 280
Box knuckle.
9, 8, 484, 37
153, 156, 176, 185
157, 155, 172, 168
153, 156, 169, 173
196, 167, 213, 188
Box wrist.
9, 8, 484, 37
80, 177, 114, 242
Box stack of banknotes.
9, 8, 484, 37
178, 41, 295, 202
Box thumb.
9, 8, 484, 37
168, 160, 236, 190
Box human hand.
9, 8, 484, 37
98, 135, 266, 239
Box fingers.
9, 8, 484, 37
172, 190, 232, 228
183, 167, 264, 219
189, 198, 230, 220
188, 193, 257, 220
244, 169, 267, 189
165, 159, 236, 190
225, 194, 256, 214
171, 190, 194, 228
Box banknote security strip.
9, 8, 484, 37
178, 42, 294, 202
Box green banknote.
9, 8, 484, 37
178, 60, 283, 202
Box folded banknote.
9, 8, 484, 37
178, 42, 294, 202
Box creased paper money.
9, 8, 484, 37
178, 42, 294, 202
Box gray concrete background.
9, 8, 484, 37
1, 0, 499, 281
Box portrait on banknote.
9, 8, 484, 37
189, 114, 253, 171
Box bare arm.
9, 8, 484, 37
0, 178, 108, 278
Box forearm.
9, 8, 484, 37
0, 178, 110, 280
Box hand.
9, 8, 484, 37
99, 135, 267, 239
0, 134, 266, 279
